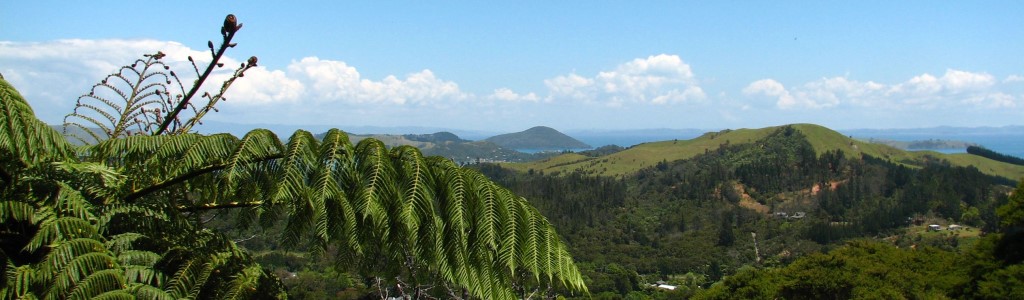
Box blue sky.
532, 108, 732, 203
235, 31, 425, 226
2, 1, 1023, 132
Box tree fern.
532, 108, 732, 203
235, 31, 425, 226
62, 53, 181, 144
62, 14, 258, 141
0, 77, 73, 169
2, 14, 589, 299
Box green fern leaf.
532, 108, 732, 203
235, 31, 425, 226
0, 77, 73, 167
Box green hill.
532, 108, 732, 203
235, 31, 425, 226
474, 124, 1017, 297
502, 123, 1024, 180
485, 126, 591, 150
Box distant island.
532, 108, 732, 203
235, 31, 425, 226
860, 138, 977, 151
484, 126, 591, 150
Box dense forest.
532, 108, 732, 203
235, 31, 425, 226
968, 145, 1024, 166
473, 126, 1022, 298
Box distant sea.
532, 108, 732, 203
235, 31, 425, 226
846, 133, 1024, 159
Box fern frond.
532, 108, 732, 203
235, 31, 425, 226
517, 199, 539, 278
496, 185, 518, 273
64, 268, 125, 300
104, 233, 148, 253
0, 200, 36, 223
116, 250, 161, 267
392, 146, 434, 250
90, 289, 135, 300
96, 205, 170, 235
0, 77, 73, 168
40, 238, 106, 275
164, 255, 215, 299
51, 182, 96, 221
45, 252, 120, 298
25, 217, 98, 253
317, 129, 359, 252
62, 56, 178, 143
5, 265, 42, 299
122, 264, 164, 286
353, 138, 396, 238
128, 284, 175, 300
51, 162, 126, 203
220, 264, 262, 300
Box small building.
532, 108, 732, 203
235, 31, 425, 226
928, 224, 943, 231
949, 224, 963, 231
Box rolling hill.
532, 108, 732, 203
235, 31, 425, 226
501, 123, 1024, 180
485, 126, 591, 150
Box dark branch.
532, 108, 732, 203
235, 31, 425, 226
153, 14, 240, 135
123, 153, 284, 202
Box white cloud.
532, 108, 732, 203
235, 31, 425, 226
745, 69, 1010, 110
893, 69, 994, 98
986, 93, 1017, 108
743, 79, 799, 108
543, 54, 705, 105
286, 57, 467, 105
544, 73, 594, 100
4, 38, 1018, 130
214, 67, 304, 104
0, 39, 222, 122
1004, 74, 1024, 83
940, 69, 995, 91
0, 39, 475, 125
488, 88, 539, 102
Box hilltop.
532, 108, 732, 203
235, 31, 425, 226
485, 126, 591, 150
502, 123, 1024, 180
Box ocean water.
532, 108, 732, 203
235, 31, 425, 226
861, 133, 1024, 159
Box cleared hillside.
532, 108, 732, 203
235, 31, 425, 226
501, 126, 781, 176
501, 124, 1024, 180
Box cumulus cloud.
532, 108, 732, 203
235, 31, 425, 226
0, 39, 218, 121
285, 57, 467, 105
488, 88, 539, 102
1003, 74, 1024, 83
0, 39, 478, 125
213, 67, 304, 104
744, 69, 1015, 110
743, 79, 797, 108
544, 73, 594, 100
543, 54, 705, 105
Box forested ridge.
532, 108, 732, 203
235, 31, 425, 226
475, 126, 1024, 299
968, 145, 1024, 166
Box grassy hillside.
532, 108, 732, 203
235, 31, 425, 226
502, 123, 1024, 180
502, 126, 778, 176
